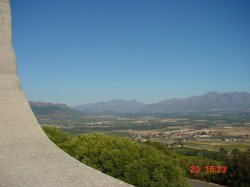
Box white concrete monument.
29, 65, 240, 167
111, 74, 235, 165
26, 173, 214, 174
0, 0, 132, 186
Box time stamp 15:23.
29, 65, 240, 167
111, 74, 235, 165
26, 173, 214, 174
190, 165, 227, 174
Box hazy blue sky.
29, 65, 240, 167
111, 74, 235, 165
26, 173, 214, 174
11, 0, 250, 106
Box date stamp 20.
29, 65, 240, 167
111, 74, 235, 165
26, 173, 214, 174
190, 165, 227, 173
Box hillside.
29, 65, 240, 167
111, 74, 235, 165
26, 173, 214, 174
148, 91, 250, 113
42, 126, 250, 187
75, 99, 145, 114
30, 92, 250, 116
75, 92, 250, 114
30, 102, 86, 121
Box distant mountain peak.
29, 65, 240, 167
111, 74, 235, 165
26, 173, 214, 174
74, 91, 250, 114
29, 101, 86, 120
204, 91, 220, 95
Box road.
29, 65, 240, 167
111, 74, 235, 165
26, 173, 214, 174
188, 179, 227, 187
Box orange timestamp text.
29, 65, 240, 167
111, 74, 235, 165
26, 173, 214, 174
190, 165, 227, 173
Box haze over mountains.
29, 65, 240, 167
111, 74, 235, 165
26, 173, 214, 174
75, 92, 250, 114
30, 92, 250, 117
30, 102, 85, 120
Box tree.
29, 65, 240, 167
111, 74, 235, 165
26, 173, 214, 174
42, 126, 189, 187
225, 151, 250, 186
219, 147, 228, 155
42, 126, 70, 145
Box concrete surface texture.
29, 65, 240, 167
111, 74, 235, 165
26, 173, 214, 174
0, 0, 132, 186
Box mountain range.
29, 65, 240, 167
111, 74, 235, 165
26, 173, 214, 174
74, 92, 250, 114
30, 102, 85, 120
30, 92, 250, 117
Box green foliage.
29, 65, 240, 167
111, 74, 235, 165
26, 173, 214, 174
64, 134, 188, 187
124, 145, 187, 187
42, 126, 188, 187
43, 126, 250, 187
219, 147, 228, 155
174, 154, 223, 181
174, 147, 228, 161
144, 140, 173, 156
174, 146, 250, 186
42, 126, 70, 146
225, 150, 250, 187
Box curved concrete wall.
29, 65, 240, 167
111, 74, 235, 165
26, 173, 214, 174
0, 0, 16, 75
0, 0, 132, 186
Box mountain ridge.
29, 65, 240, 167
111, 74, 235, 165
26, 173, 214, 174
74, 91, 250, 114
30, 92, 250, 116
30, 101, 86, 120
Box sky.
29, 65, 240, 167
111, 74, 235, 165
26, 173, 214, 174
11, 0, 250, 106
